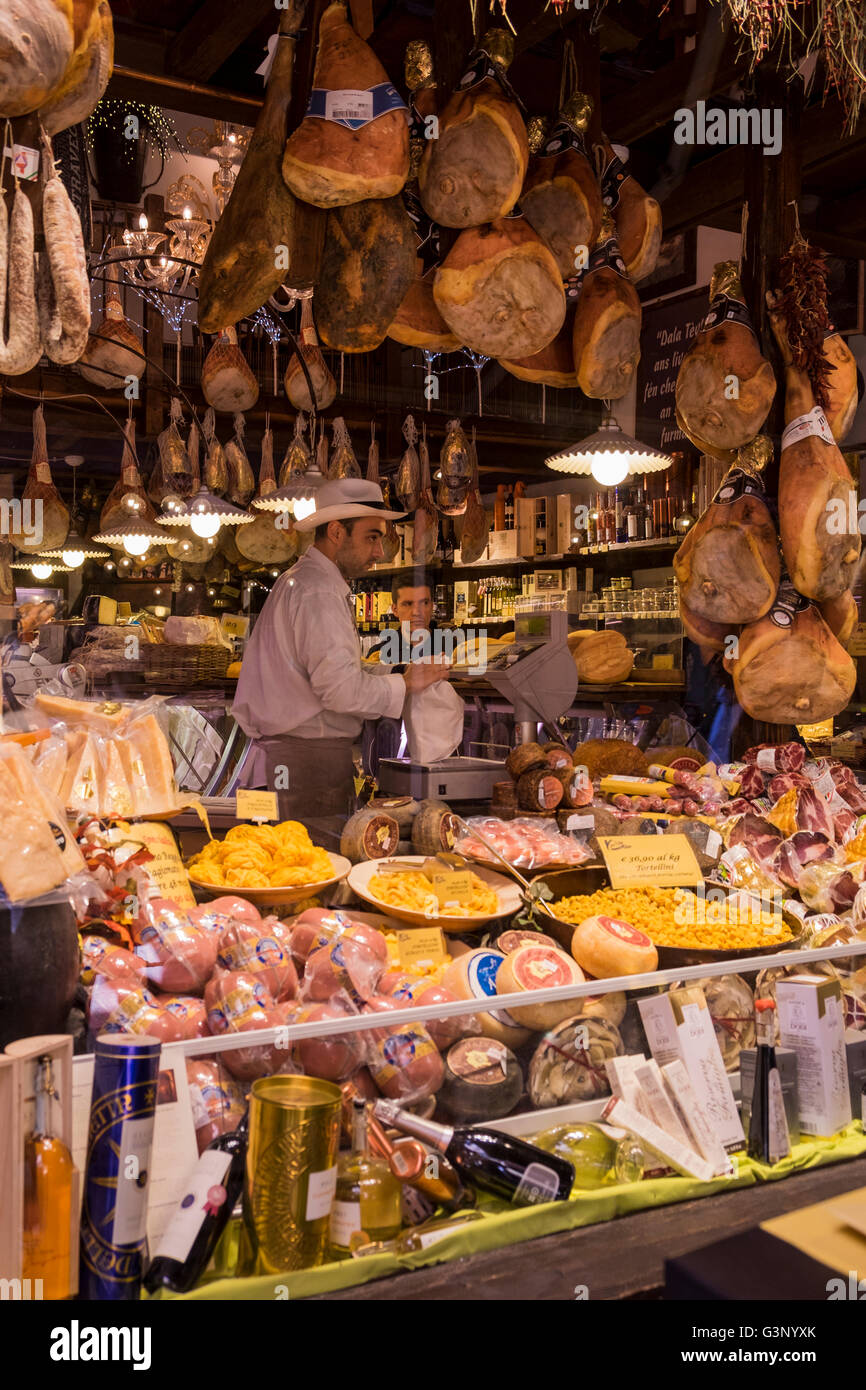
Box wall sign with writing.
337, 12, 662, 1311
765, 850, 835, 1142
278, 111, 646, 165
635, 286, 707, 452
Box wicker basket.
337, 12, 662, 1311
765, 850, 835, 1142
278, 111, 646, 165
141, 643, 231, 686
77, 627, 145, 680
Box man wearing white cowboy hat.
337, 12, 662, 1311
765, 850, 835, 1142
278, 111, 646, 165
232, 478, 451, 849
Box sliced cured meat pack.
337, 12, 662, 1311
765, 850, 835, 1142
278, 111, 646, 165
571, 212, 640, 400
727, 579, 856, 724
282, 2, 409, 207
768, 291, 860, 602
743, 743, 806, 774
418, 29, 528, 229
198, 1, 305, 333
676, 262, 776, 458
316, 195, 416, 352
434, 214, 565, 360
597, 137, 661, 282
674, 435, 780, 626
521, 92, 602, 280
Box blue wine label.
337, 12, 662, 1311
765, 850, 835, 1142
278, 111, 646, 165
79, 1035, 161, 1299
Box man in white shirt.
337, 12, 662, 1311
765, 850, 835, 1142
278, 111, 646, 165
232, 479, 450, 848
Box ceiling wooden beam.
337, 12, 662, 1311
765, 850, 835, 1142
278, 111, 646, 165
608, 31, 739, 145
107, 66, 263, 124
166, 0, 276, 84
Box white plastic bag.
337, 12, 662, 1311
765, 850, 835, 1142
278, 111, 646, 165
402, 679, 464, 764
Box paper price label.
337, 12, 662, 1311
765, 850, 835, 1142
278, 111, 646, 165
120, 820, 196, 907
597, 833, 702, 889
326, 89, 373, 123
236, 789, 279, 822
431, 869, 474, 905
4, 144, 39, 180
396, 926, 447, 968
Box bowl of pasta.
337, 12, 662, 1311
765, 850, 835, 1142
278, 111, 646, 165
347, 855, 521, 932
186, 820, 351, 905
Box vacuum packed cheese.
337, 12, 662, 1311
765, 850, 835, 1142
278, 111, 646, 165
439, 1037, 522, 1120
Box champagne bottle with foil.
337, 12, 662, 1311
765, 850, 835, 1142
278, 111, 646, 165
144, 1110, 249, 1295
79, 1034, 161, 1300
747, 999, 790, 1165
330, 1100, 402, 1259
22, 1056, 75, 1300
374, 1100, 574, 1205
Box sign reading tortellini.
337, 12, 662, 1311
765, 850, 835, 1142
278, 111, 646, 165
597, 834, 702, 890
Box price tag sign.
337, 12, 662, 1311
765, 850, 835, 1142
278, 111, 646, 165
848, 624, 866, 657
395, 927, 447, 969
597, 834, 702, 890
430, 869, 474, 905
235, 789, 279, 822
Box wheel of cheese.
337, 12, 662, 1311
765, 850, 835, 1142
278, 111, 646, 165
506, 742, 547, 779
495, 928, 559, 955
439, 1038, 523, 1121
368, 796, 420, 831
411, 801, 459, 854
496, 943, 585, 1030
340, 807, 400, 861
570, 915, 658, 979
441, 949, 530, 1047
581, 990, 627, 1026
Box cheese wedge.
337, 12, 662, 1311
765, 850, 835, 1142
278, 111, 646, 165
0, 760, 69, 901
118, 714, 177, 817
61, 731, 106, 817
0, 745, 85, 879
34, 693, 129, 733
103, 738, 135, 819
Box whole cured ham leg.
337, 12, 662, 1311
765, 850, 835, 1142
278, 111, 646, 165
676, 262, 776, 456
726, 578, 856, 724
198, 0, 306, 333
597, 137, 661, 282
820, 589, 857, 646
823, 328, 859, 443
282, 2, 409, 207
673, 435, 780, 626
418, 28, 528, 229
571, 212, 640, 400
768, 291, 860, 602
521, 92, 602, 281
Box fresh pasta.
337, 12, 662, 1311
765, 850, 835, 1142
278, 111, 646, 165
188, 821, 333, 889
369, 868, 499, 917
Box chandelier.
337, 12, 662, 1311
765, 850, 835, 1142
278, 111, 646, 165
120, 204, 211, 297
186, 121, 252, 215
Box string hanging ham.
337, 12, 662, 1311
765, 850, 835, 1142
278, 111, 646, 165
768, 280, 861, 603
596, 136, 662, 282
329, 417, 361, 478
437, 417, 472, 517
237, 426, 296, 566
396, 414, 421, 512
282, 2, 409, 207
202, 407, 229, 497
100, 419, 156, 531
201, 328, 259, 413
456, 429, 489, 564
224, 414, 255, 507
521, 89, 602, 281
197, 0, 306, 333
673, 435, 780, 627
418, 28, 528, 228
283, 296, 336, 411
157, 399, 195, 499
278, 412, 310, 486
315, 195, 415, 352
11, 406, 70, 553
571, 210, 641, 400
676, 261, 776, 459
79, 258, 143, 390
434, 214, 565, 360
412, 422, 438, 564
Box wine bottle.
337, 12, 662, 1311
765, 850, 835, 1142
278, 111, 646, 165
330, 1100, 402, 1259
747, 999, 790, 1165
23, 1055, 75, 1300
374, 1100, 574, 1205
144, 1110, 249, 1295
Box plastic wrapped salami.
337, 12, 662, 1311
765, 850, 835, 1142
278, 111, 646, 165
88, 975, 186, 1042
160, 994, 210, 1039
293, 996, 367, 1083
362, 995, 445, 1101
204, 970, 293, 1080
216, 917, 299, 1001
385, 977, 481, 1051
455, 816, 593, 870
299, 924, 388, 1006
189, 895, 264, 940
186, 1058, 247, 1154
132, 898, 218, 994
80, 934, 147, 985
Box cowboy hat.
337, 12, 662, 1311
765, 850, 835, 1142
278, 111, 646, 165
292, 478, 407, 532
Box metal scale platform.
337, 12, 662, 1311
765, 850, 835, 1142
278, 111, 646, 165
377, 606, 578, 801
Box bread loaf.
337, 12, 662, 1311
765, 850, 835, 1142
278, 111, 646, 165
572, 629, 634, 684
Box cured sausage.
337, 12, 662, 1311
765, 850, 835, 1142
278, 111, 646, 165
0, 186, 41, 375
38, 151, 90, 365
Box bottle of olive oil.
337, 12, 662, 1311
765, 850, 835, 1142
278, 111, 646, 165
23, 1056, 75, 1299
329, 1100, 402, 1259
747, 999, 791, 1165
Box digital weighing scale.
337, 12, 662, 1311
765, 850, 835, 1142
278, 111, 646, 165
377, 606, 578, 801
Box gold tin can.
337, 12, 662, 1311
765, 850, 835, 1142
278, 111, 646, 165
238, 1075, 342, 1275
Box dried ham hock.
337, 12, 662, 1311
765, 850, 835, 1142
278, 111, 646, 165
726, 578, 856, 724
521, 92, 602, 281
418, 29, 527, 229
316, 196, 415, 352
768, 291, 861, 603
434, 215, 564, 360
673, 435, 780, 626
597, 137, 661, 282
571, 212, 640, 400
676, 262, 776, 456
282, 2, 409, 208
